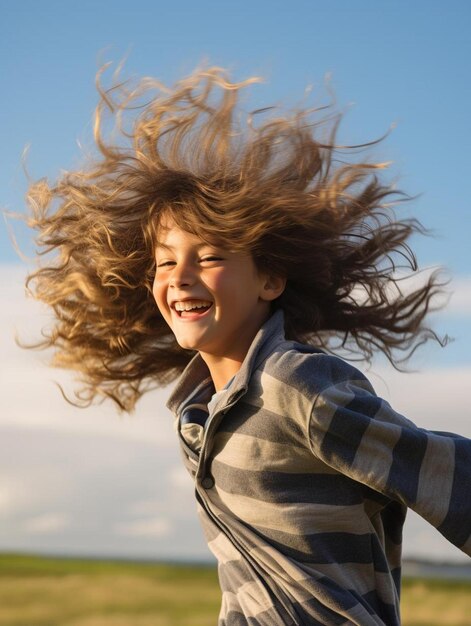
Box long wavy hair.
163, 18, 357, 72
25, 65, 447, 410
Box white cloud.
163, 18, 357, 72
128, 499, 163, 516
1, 263, 470, 563
403, 510, 463, 563
348, 268, 471, 317
23, 513, 70, 534
0, 483, 15, 512
366, 365, 471, 434
0, 425, 209, 560
0, 470, 67, 516
169, 466, 194, 490
446, 276, 471, 315
115, 518, 172, 538
0, 265, 176, 447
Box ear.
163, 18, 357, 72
259, 273, 287, 302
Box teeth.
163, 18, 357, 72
174, 300, 212, 312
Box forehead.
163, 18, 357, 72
154, 214, 226, 251
155, 226, 207, 250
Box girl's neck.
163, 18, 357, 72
199, 353, 244, 392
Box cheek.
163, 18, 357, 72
199, 270, 227, 301
208, 272, 226, 292
152, 279, 168, 315
212, 270, 254, 302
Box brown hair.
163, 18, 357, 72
25, 65, 447, 411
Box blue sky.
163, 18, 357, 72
2, 1, 471, 271
1, 1, 471, 563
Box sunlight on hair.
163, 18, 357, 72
24, 64, 448, 411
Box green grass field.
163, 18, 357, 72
0, 554, 469, 626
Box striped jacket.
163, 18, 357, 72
167, 310, 471, 625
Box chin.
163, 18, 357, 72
175, 336, 200, 351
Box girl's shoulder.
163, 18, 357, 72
261, 339, 375, 400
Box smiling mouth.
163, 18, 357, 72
172, 300, 213, 318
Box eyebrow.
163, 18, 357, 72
155, 242, 218, 251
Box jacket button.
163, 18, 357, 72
201, 476, 214, 489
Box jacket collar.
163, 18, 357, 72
166, 309, 286, 416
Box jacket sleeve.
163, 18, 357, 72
307, 362, 471, 557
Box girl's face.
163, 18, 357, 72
152, 219, 281, 365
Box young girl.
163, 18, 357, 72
25, 66, 470, 625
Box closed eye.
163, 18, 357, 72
155, 256, 223, 269
200, 256, 223, 263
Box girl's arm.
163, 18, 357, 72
307, 368, 471, 556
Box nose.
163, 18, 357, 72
169, 260, 196, 288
